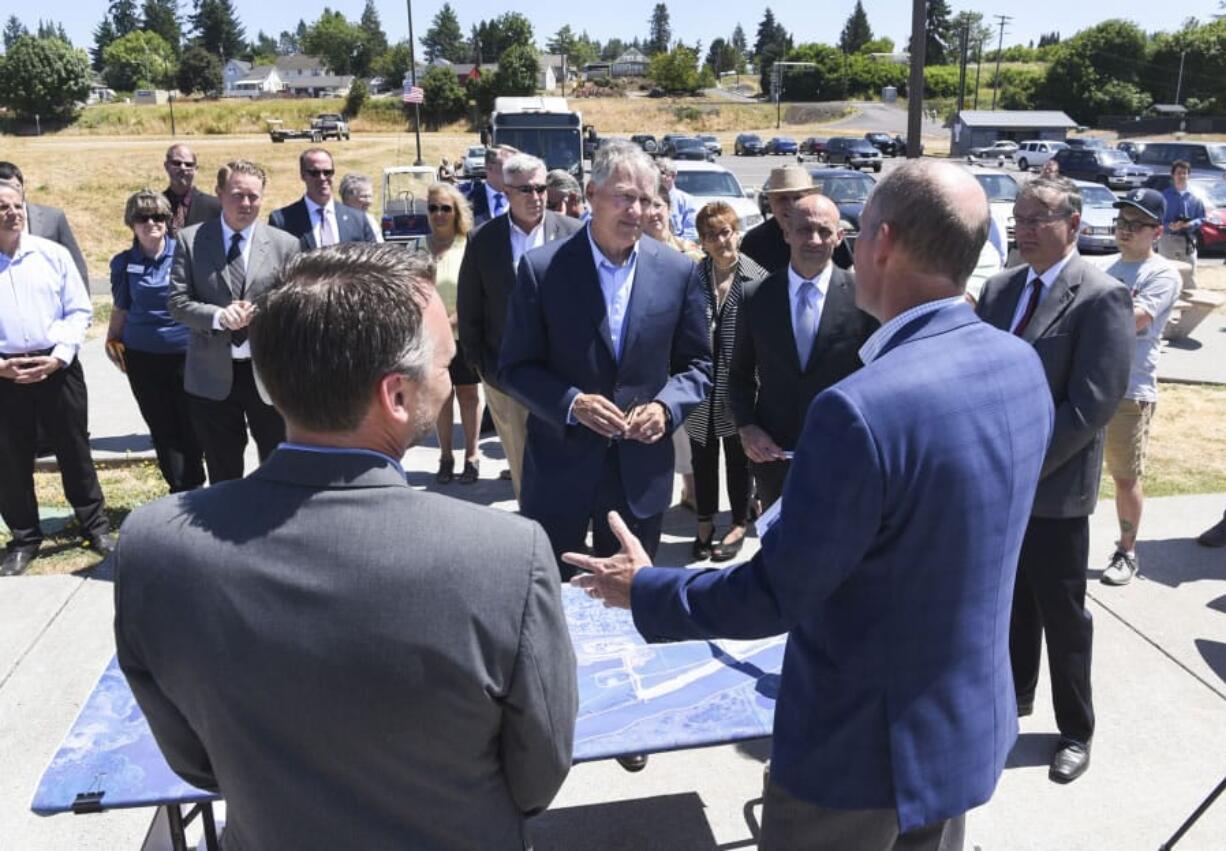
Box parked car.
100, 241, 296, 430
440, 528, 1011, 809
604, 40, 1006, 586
1014, 140, 1068, 172
1072, 180, 1119, 254
460, 145, 486, 178
969, 140, 1018, 159
864, 132, 901, 156
671, 161, 764, 232
824, 137, 883, 171
734, 133, 766, 156
759, 167, 876, 250
1116, 140, 1146, 162
630, 134, 659, 154
765, 136, 799, 155
664, 136, 712, 161
1052, 148, 1153, 189
1137, 140, 1226, 174
659, 134, 688, 157
799, 137, 828, 160
1065, 137, 1109, 150
697, 134, 723, 156
966, 165, 1020, 248
311, 113, 350, 141
1149, 177, 1226, 253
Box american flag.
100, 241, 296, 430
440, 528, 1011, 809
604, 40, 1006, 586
403, 83, 424, 104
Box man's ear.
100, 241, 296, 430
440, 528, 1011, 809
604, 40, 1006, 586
378, 373, 413, 425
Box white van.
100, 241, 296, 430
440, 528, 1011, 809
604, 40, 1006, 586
1015, 140, 1068, 172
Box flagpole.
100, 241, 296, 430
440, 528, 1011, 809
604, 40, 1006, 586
406, 0, 424, 166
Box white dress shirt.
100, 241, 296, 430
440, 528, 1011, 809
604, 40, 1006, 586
485, 184, 507, 219
0, 234, 92, 364
304, 196, 338, 246
859, 296, 967, 364
587, 228, 639, 361
509, 216, 545, 275
1009, 250, 1076, 333
213, 218, 256, 359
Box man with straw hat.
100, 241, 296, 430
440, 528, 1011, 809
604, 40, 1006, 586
742, 164, 854, 274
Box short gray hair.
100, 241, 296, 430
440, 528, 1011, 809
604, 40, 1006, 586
656, 158, 677, 176
502, 153, 547, 181
251, 244, 437, 432
339, 173, 373, 201
590, 140, 657, 189
860, 160, 990, 289
1017, 175, 1082, 217
546, 169, 581, 194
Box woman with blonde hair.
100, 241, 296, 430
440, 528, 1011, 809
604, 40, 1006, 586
426, 181, 483, 484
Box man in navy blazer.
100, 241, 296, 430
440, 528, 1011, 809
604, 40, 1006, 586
571, 162, 1055, 849
268, 148, 377, 248
499, 141, 711, 574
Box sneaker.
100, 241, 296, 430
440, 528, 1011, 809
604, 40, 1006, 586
1101, 550, 1138, 586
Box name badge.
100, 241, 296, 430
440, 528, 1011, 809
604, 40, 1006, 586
126, 264, 146, 274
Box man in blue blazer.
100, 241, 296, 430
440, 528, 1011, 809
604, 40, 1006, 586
268, 148, 377, 248
571, 161, 1055, 849
499, 141, 711, 575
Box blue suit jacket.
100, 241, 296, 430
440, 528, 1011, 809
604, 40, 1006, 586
499, 227, 712, 521
268, 198, 377, 248
631, 301, 1054, 831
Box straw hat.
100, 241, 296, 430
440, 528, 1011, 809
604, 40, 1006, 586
762, 164, 820, 195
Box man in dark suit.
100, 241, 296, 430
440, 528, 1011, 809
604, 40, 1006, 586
571, 161, 1055, 850
168, 160, 300, 483
467, 144, 516, 226
161, 143, 221, 237
268, 148, 377, 247
116, 244, 576, 849
0, 161, 89, 285
458, 153, 581, 500
499, 140, 712, 572
977, 175, 1134, 784
740, 164, 853, 274
728, 193, 877, 507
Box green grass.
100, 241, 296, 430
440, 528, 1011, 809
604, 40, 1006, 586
66, 97, 416, 136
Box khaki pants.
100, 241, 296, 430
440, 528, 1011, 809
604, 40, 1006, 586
482, 380, 529, 501
1158, 232, 1197, 290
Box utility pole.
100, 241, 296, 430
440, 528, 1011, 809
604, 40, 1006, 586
1174, 49, 1187, 105
770, 61, 818, 130
405, 0, 424, 165
990, 15, 1011, 111
906, 0, 927, 157
956, 24, 969, 115
973, 37, 983, 109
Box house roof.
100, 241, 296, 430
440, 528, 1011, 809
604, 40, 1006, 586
1151, 103, 1188, 115
614, 48, 649, 64
237, 66, 277, 83
450, 63, 498, 76
958, 110, 1076, 129
275, 54, 327, 73
227, 59, 252, 72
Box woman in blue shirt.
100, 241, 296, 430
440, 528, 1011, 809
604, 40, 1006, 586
105, 190, 204, 492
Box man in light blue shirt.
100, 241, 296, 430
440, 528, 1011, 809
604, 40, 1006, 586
1158, 159, 1205, 287
658, 159, 699, 241
0, 179, 113, 576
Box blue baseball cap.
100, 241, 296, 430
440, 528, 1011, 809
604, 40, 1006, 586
1113, 188, 1165, 222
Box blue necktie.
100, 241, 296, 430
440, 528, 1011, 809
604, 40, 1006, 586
794, 281, 817, 367
492, 192, 506, 217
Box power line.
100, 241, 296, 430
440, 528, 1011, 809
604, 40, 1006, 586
990, 15, 1012, 110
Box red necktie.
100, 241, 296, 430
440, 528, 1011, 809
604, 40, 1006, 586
1012, 278, 1043, 337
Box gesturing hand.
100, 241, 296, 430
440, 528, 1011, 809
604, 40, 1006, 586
565, 512, 653, 609
572, 393, 628, 439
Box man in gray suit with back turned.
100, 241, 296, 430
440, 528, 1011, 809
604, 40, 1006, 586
977, 175, 1133, 785
168, 159, 299, 483
115, 244, 577, 850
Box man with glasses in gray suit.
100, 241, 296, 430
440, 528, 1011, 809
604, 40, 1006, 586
168, 160, 300, 482
116, 244, 576, 849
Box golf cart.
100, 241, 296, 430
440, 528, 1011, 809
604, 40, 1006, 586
380, 166, 436, 248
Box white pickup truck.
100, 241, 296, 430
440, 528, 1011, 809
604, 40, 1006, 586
1014, 140, 1068, 172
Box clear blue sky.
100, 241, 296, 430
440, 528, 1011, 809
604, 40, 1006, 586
20, 1, 1200, 58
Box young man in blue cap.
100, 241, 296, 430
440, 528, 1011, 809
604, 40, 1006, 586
1100, 188, 1182, 585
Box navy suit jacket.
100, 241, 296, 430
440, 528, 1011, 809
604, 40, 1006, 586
631, 301, 1054, 831
499, 227, 712, 520
268, 198, 376, 248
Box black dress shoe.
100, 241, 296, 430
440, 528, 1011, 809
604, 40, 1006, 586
1196, 516, 1226, 547
1049, 739, 1091, 784
82, 533, 117, 558
711, 533, 745, 563
435, 456, 455, 485
692, 523, 716, 561
0, 548, 37, 577
617, 754, 648, 772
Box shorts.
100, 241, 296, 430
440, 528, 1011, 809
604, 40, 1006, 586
447, 349, 480, 386
1105, 399, 1155, 480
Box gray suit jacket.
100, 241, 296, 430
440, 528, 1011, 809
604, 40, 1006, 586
457, 211, 582, 390
27, 202, 88, 285
977, 253, 1134, 517
167, 219, 299, 400
114, 448, 577, 850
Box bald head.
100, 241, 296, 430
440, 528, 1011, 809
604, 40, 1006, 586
164, 143, 199, 195
786, 193, 843, 277
859, 160, 989, 288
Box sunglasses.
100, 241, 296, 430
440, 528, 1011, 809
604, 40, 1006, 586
427, 203, 454, 213
304, 168, 335, 178
511, 184, 548, 196
134, 213, 169, 224
166, 159, 197, 169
